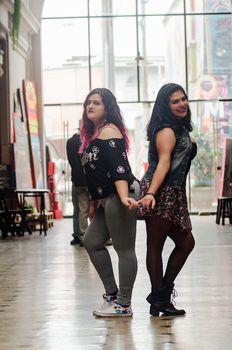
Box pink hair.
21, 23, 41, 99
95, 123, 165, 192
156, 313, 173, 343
79, 88, 130, 153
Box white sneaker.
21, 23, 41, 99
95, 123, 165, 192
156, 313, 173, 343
93, 293, 117, 314
93, 301, 133, 317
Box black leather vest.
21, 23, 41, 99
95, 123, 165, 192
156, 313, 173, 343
144, 125, 192, 189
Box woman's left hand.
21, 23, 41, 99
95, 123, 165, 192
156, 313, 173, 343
121, 197, 139, 209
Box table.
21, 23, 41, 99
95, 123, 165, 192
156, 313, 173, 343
15, 189, 50, 236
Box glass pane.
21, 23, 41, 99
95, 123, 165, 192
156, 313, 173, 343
89, 18, 104, 90
189, 100, 219, 212
119, 103, 151, 179
114, 18, 138, 101
90, 17, 138, 101
186, 0, 231, 13
42, 0, 87, 17
44, 105, 66, 208
138, 15, 186, 101
44, 104, 83, 173
187, 14, 232, 100
137, 0, 184, 15
42, 18, 90, 103
162, 15, 186, 88
44, 105, 83, 213
89, 0, 135, 16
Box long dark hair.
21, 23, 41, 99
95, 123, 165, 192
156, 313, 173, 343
147, 83, 192, 141
80, 88, 129, 152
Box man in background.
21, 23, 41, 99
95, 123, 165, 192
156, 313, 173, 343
66, 121, 89, 246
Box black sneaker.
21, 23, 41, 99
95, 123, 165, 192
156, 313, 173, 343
70, 237, 81, 245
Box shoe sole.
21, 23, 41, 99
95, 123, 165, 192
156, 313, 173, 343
93, 311, 133, 317
161, 312, 186, 316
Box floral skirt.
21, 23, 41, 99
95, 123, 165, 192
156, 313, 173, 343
137, 178, 192, 232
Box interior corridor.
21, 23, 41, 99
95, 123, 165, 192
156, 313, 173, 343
0, 216, 232, 350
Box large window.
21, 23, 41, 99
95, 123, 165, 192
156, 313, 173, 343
42, 0, 232, 213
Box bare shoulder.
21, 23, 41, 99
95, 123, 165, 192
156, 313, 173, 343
98, 123, 123, 139
156, 127, 176, 141
156, 127, 176, 151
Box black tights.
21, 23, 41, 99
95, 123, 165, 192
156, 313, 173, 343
145, 216, 195, 290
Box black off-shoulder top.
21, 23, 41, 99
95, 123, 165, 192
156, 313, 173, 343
81, 138, 136, 200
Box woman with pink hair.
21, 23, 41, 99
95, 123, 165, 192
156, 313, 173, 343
80, 88, 139, 317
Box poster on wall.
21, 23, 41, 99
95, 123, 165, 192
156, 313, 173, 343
221, 138, 232, 197
13, 112, 33, 189
23, 80, 44, 189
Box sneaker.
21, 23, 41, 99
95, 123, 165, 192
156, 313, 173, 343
70, 237, 81, 245
93, 293, 117, 313
93, 301, 133, 317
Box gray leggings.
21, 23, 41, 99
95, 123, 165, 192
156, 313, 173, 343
83, 181, 139, 306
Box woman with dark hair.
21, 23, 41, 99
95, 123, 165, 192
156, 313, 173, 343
137, 83, 197, 316
80, 88, 139, 317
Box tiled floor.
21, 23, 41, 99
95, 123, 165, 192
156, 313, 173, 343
0, 216, 232, 349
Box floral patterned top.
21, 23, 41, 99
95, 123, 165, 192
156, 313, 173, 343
81, 138, 136, 200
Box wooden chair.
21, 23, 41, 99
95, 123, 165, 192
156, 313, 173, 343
216, 197, 232, 225
0, 188, 32, 239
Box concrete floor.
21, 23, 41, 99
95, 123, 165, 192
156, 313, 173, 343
0, 216, 232, 350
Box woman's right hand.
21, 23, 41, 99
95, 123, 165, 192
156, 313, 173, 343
138, 193, 156, 210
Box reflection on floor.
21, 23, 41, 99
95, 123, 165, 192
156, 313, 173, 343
0, 216, 232, 350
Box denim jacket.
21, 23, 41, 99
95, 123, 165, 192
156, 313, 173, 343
144, 124, 193, 189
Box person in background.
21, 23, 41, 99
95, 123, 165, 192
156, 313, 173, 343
80, 88, 139, 317
66, 121, 90, 246
137, 83, 197, 316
